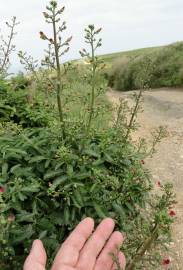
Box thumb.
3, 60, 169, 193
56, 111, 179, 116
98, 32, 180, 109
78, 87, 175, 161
24, 240, 47, 270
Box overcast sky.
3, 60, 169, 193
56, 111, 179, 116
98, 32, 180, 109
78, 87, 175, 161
0, 0, 183, 73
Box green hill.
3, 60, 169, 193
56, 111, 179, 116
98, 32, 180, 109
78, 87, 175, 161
102, 42, 183, 91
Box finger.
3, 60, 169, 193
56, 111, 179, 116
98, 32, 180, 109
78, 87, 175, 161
111, 252, 126, 270
95, 231, 123, 270
77, 218, 115, 270
23, 240, 47, 270
51, 217, 94, 270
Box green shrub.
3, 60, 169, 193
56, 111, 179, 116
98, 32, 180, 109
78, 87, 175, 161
10, 72, 30, 91
0, 127, 175, 269
0, 85, 52, 127
108, 42, 183, 91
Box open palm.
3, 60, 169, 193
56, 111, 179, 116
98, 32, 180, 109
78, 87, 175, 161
24, 218, 126, 270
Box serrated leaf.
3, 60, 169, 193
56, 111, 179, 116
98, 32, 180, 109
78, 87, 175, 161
10, 164, 21, 173
39, 230, 48, 239
12, 225, 34, 244
84, 149, 100, 158
29, 156, 47, 163
44, 169, 63, 180
21, 185, 40, 193
7, 148, 27, 156
49, 175, 68, 191
93, 203, 106, 218
16, 213, 35, 222
2, 162, 8, 177
112, 203, 126, 218
74, 172, 91, 180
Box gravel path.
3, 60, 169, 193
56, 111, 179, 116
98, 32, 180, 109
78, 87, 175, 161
107, 88, 183, 269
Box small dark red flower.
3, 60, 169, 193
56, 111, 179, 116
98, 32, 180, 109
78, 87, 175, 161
169, 210, 176, 217
157, 181, 161, 187
162, 258, 171, 265
141, 160, 145, 164
0, 187, 5, 193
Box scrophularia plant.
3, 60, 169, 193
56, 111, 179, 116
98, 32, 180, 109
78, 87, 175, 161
0, 17, 19, 78
40, 0, 72, 138
79, 25, 103, 133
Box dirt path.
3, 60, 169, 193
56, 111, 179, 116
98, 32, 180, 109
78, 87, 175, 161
107, 88, 183, 269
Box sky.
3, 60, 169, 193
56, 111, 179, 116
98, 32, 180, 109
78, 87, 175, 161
0, 0, 183, 73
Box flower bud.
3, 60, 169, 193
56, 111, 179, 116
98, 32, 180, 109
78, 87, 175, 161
65, 36, 72, 44
79, 50, 85, 57
49, 38, 54, 44
43, 12, 49, 18
64, 47, 70, 53
88, 24, 95, 31
95, 28, 102, 34
39, 31, 48, 40
58, 6, 65, 13
50, 1, 57, 8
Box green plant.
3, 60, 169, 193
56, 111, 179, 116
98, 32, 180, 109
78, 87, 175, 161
0, 1, 176, 269
0, 85, 52, 127
79, 25, 103, 133
108, 42, 183, 91
39, 1, 72, 138
0, 126, 175, 269
0, 17, 19, 78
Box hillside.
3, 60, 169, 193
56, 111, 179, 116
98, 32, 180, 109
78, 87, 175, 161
101, 45, 163, 64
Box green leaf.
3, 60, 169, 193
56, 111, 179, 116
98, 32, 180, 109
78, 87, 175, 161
2, 162, 8, 177
55, 162, 64, 171
45, 159, 51, 168
10, 164, 21, 174
39, 230, 48, 240
49, 175, 68, 191
74, 172, 91, 180
125, 202, 135, 213
112, 203, 126, 218
64, 207, 70, 225
18, 192, 27, 201
21, 185, 40, 193
39, 218, 54, 230
104, 153, 114, 163
29, 156, 47, 163
73, 189, 83, 206
7, 148, 27, 156
67, 164, 73, 177
93, 203, 106, 218
44, 169, 63, 180
84, 149, 100, 158
16, 213, 35, 222
92, 159, 104, 166
12, 225, 34, 244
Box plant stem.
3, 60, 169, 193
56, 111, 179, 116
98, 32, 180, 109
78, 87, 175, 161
52, 10, 66, 139
87, 34, 96, 133
126, 224, 159, 270
125, 90, 142, 141
0, 17, 16, 74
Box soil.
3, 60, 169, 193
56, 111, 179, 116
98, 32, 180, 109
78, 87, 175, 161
107, 88, 183, 269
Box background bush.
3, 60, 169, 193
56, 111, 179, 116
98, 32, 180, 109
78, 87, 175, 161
108, 42, 183, 91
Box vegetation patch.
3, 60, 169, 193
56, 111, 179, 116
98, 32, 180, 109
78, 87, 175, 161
0, 1, 176, 269
107, 42, 183, 91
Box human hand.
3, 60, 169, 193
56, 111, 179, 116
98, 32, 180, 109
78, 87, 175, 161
24, 217, 126, 270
